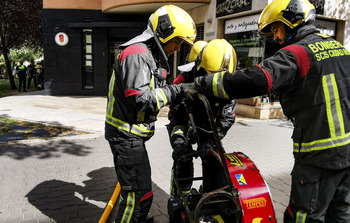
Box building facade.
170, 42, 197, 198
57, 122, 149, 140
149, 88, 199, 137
42, 0, 350, 96
42, 0, 208, 96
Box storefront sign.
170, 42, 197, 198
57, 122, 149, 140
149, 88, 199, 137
313, 19, 336, 37
216, 0, 252, 18
225, 14, 335, 39
55, 32, 69, 46
225, 14, 259, 34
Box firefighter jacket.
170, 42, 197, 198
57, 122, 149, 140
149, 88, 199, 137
27, 64, 35, 76
105, 42, 184, 141
168, 67, 237, 150
194, 25, 350, 170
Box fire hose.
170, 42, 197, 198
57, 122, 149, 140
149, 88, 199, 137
98, 182, 121, 223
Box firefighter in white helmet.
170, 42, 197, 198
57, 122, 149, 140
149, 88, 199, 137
167, 39, 238, 198
105, 5, 196, 223
187, 0, 350, 222
175, 40, 208, 83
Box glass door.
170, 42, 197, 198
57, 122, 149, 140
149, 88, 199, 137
82, 29, 94, 90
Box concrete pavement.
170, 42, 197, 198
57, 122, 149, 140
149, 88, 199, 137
0, 91, 294, 222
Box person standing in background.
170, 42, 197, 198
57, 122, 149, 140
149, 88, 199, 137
27, 60, 37, 89
16, 61, 27, 92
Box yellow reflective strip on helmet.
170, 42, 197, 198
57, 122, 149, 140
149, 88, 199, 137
219, 40, 230, 72
121, 192, 135, 223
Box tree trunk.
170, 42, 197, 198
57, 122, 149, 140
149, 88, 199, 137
2, 48, 17, 89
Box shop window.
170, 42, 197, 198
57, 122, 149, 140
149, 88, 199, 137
225, 29, 280, 102
225, 30, 265, 70
82, 29, 94, 90
196, 24, 205, 41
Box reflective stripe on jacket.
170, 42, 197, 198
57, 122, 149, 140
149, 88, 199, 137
105, 43, 182, 140
17, 65, 27, 75
194, 25, 350, 169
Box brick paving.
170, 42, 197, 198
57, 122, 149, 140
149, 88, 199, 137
0, 93, 294, 222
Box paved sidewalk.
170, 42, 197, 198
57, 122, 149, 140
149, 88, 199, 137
0, 92, 294, 222
0, 91, 107, 133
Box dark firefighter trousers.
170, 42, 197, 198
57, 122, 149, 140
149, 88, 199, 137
108, 138, 153, 223
284, 163, 350, 223
18, 73, 26, 92
171, 136, 216, 196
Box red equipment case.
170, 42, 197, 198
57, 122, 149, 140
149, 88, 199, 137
226, 152, 276, 223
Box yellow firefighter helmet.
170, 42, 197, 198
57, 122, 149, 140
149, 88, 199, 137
188, 41, 208, 63
149, 5, 197, 45
198, 39, 237, 74
258, 0, 316, 36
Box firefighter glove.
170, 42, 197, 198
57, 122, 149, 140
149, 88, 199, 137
187, 125, 197, 144
185, 84, 198, 101
180, 83, 193, 93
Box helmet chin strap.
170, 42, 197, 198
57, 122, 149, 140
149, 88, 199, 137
153, 32, 171, 74
286, 21, 305, 44
286, 33, 295, 43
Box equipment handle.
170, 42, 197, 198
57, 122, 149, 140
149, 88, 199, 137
98, 182, 121, 223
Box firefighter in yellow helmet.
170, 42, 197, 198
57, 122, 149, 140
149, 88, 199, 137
197, 39, 237, 74
105, 5, 196, 223
188, 40, 208, 64
186, 0, 350, 222
167, 39, 238, 204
